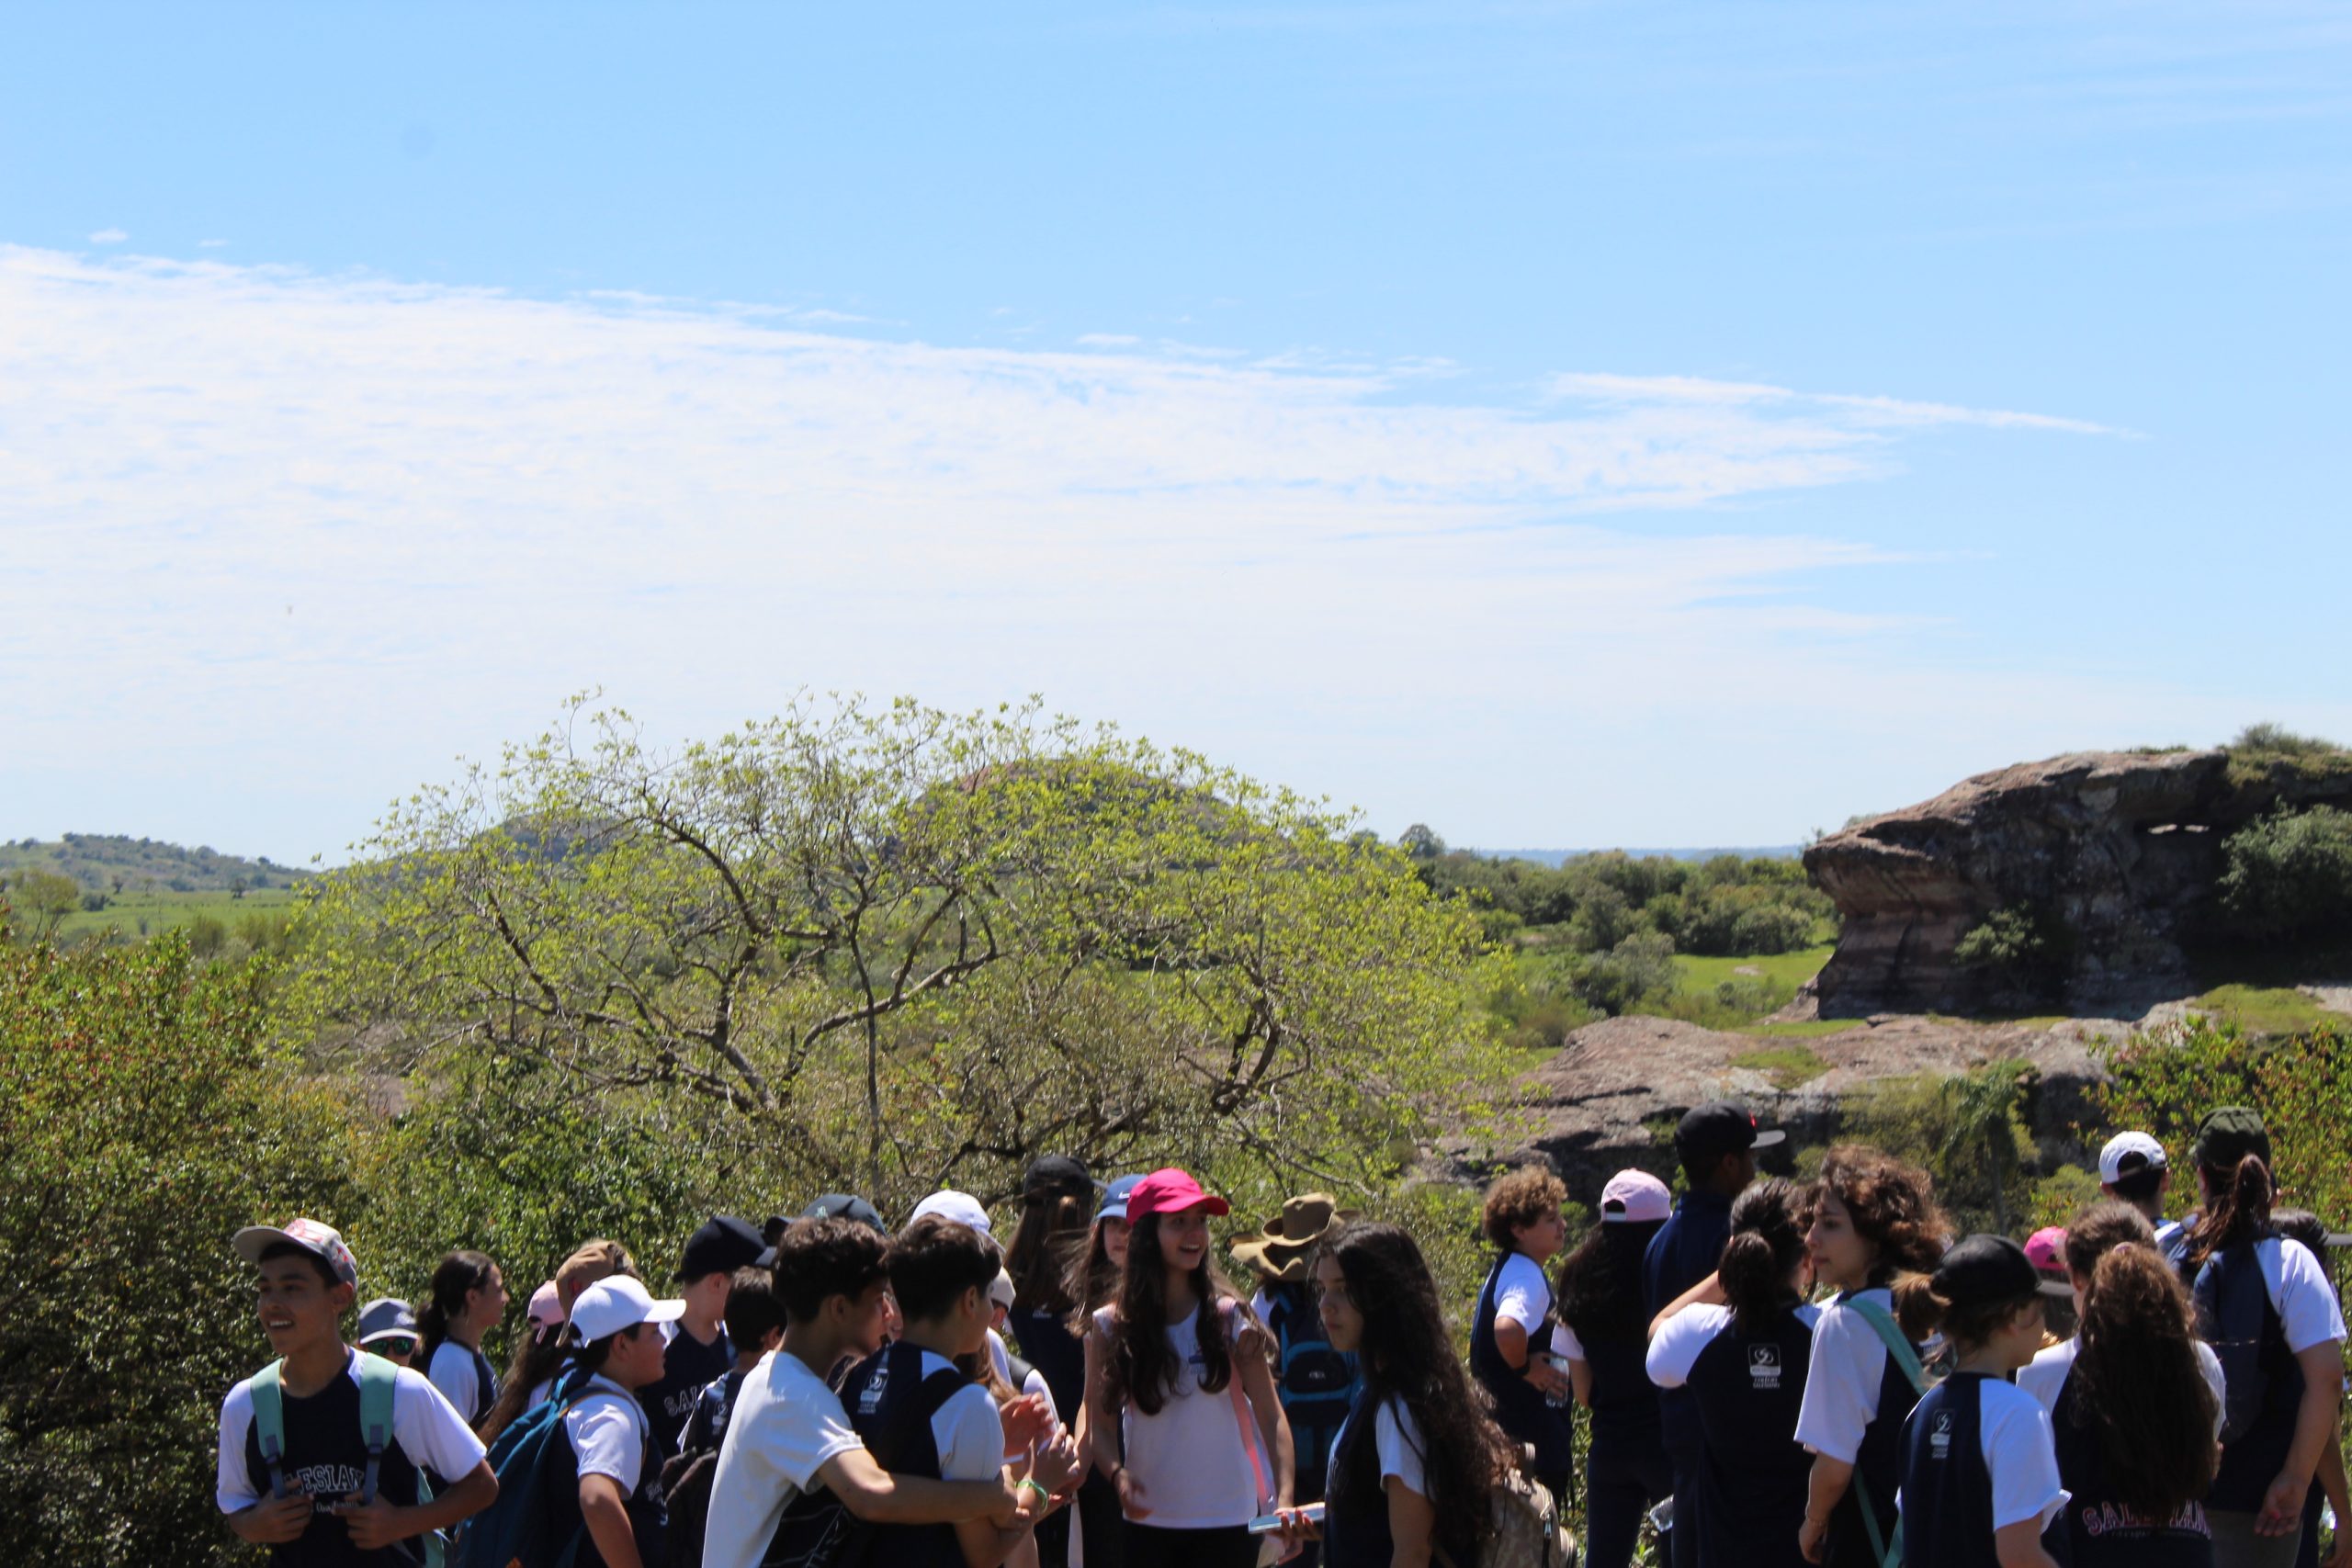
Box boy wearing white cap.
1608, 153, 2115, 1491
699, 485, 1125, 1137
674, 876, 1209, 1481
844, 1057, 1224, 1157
216, 1217, 494, 1566
2097, 1132, 2179, 1247
557, 1275, 691, 1568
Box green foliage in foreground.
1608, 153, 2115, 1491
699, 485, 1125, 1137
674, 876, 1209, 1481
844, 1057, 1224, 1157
0, 929, 360, 1567
2100, 1017, 2352, 1228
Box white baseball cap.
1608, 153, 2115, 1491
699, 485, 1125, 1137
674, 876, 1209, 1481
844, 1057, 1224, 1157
2098, 1131, 2168, 1185
910, 1190, 993, 1235
989, 1269, 1016, 1313
569, 1276, 686, 1343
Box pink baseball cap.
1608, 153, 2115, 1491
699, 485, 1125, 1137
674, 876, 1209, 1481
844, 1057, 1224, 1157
1125, 1168, 1232, 1222
2024, 1225, 2068, 1276
233, 1217, 359, 1290
1600, 1169, 1673, 1224
526, 1280, 565, 1330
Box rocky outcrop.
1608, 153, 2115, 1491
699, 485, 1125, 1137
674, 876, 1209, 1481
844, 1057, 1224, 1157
1803, 750, 2352, 1016
1495, 1013, 2112, 1196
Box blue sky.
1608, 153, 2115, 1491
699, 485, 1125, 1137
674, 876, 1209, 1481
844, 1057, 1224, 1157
3, 2, 2347, 862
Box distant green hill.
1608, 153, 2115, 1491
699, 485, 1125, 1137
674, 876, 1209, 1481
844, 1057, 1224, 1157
0, 833, 308, 895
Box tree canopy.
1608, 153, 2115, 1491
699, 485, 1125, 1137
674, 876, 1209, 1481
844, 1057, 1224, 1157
290, 697, 1511, 1218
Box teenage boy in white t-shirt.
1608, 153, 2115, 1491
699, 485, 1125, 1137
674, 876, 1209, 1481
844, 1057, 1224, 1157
701, 1219, 1075, 1568
842, 1216, 1075, 1568
216, 1219, 494, 1567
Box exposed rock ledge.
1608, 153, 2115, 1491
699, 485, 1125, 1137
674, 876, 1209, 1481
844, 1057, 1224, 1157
1494, 1013, 2119, 1196
1803, 749, 2352, 1017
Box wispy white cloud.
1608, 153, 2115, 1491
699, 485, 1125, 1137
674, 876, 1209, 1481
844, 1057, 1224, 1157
197, 238, 230, 248
1077, 333, 1140, 347
1547, 371, 2130, 436
87, 227, 128, 244
0, 244, 2149, 853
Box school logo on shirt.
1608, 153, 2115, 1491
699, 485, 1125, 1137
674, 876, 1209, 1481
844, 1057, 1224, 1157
855, 1359, 890, 1415
1929, 1409, 1954, 1460
1747, 1345, 1782, 1389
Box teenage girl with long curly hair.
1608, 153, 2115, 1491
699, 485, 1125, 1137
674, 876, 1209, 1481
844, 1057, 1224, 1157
1792, 1145, 1949, 1567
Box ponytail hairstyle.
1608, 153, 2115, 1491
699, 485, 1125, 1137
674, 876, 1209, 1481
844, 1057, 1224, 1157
1718, 1179, 1807, 1336
416, 1249, 497, 1368
1892, 1268, 2038, 1350
1555, 1214, 1667, 1345
1324, 1224, 1518, 1568
2069, 1233, 2216, 1520
2185, 1154, 2274, 1270
1816, 1145, 1948, 1290
1106, 1213, 1243, 1416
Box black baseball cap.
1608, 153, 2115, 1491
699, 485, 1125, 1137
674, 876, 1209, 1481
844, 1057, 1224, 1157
2193, 1107, 2272, 1173
1931, 1234, 2043, 1309
1675, 1100, 1784, 1161
800, 1193, 888, 1234
674, 1216, 766, 1283
1023, 1156, 1094, 1200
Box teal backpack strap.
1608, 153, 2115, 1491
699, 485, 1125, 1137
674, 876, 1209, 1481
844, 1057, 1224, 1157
1840, 1294, 1928, 1568
245, 1359, 289, 1499
355, 1350, 399, 1505
1844, 1296, 1930, 1394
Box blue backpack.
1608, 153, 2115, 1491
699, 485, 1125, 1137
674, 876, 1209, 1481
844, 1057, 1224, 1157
2192, 1238, 2290, 1446
453, 1378, 604, 1568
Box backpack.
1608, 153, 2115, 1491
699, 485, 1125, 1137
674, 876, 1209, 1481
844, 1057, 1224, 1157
452, 1378, 605, 1568
2193, 1238, 2281, 1445
1264, 1289, 1358, 1408
661, 1371, 747, 1568
1434, 1465, 1575, 1568
246, 1351, 447, 1566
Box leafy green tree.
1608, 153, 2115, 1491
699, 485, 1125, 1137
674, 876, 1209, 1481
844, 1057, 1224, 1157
290, 697, 1510, 1219
5, 869, 79, 942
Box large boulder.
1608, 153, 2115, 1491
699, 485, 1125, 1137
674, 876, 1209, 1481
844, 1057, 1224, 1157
1803, 750, 2352, 1016
1496, 1013, 2109, 1199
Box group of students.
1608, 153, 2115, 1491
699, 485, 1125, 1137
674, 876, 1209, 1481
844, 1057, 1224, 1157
212, 1103, 2352, 1568
1464, 1097, 2352, 1568
216, 1158, 1536, 1568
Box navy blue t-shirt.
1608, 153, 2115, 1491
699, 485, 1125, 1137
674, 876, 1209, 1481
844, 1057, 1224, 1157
645, 1322, 735, 1459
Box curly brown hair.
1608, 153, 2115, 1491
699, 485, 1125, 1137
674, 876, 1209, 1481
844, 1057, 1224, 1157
1481, 1163, 1566, 1251
1816, 1145, 1946, 1285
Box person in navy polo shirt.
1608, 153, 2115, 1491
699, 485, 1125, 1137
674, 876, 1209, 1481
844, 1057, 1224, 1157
645, 1217, 767, 1458
1645, 1100, 1782, 1568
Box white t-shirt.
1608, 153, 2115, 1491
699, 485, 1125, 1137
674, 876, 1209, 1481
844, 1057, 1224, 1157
216, 1351, 487, 1513
1896, 1377, 2070, 1533
426, 1339, 490, 1424
901, 1348, 1009, 1480
565, 1372, 651, 1492
1094, 1303, 1264, 1529
1333, 1395, 1428, 1499
2017, 1336, 2229, 1438
2251, 1237, 2349, 1353
1492, 1253, 1551, 1337
703, 1349, 868, 1568
1645, 1302, 1823, 1389
1794, 1288, 1903, 1464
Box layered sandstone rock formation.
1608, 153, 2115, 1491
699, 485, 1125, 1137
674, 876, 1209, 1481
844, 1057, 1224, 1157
1802, 750, 2352, 1016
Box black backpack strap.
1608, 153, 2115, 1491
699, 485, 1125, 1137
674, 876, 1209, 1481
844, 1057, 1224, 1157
916, 1366, 973, 1420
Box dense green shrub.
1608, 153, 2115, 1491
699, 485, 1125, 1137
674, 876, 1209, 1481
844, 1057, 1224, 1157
2217, 807, 2352, 941
2099, 1018, 2352, 1228
1953, 904, 2072, 997
0, 931, 361, 1566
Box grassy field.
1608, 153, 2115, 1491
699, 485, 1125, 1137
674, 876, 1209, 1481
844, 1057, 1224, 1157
1673, 943, 1837, 995
50, 886, 301, 942
2189, 983, 2337, 1036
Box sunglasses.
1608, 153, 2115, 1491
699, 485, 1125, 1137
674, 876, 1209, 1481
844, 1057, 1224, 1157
369, 1337, 420, 1357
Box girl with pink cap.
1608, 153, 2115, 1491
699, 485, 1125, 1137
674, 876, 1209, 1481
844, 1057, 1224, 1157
1081, 1168, 1295, 1568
